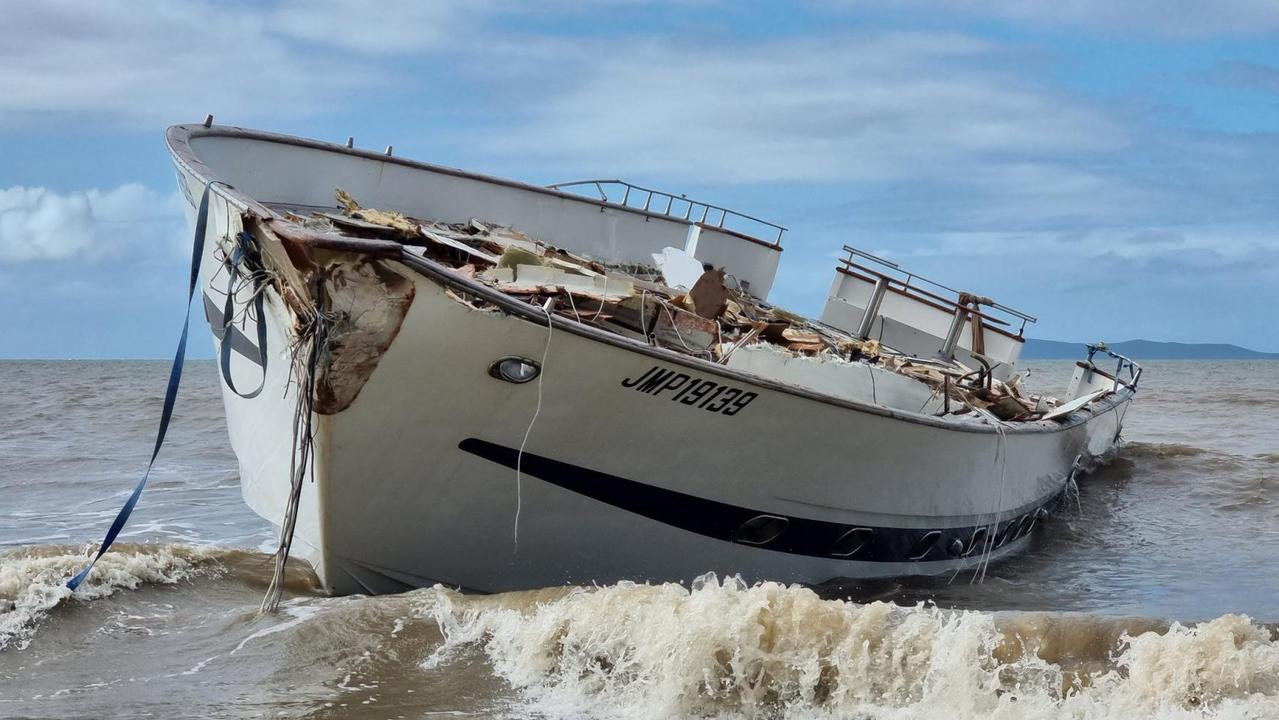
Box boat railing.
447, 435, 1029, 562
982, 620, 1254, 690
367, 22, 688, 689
1086, 343, 1143, 390
838, 245, 1038, 336
546, 179, 787, 246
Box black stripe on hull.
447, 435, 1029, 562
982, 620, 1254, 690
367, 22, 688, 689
203, 292, 265, 368
458, 438, 1061, 564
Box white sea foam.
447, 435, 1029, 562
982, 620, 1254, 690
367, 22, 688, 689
0, 543, 226, 651
416, 574, 1279, 720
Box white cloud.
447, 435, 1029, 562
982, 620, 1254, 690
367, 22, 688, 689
0, 184, 183, 263
0, 0, 650, 128
840, 0, 1279, 36
0, 0, 482, 128
267, 0, 494, 54
472, 33, 1125, 190
896, 227, 1279, 267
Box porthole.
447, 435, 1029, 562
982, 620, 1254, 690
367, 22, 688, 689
733, 515, 788, 545
964, 526, 989, 556
909, 530, 942, 560
994, 520, 1018, 547
831, 527, 874, 557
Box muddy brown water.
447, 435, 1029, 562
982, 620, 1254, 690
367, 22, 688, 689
2, 359, 1278, 718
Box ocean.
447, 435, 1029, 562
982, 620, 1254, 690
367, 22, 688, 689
2, 359, 1277, 719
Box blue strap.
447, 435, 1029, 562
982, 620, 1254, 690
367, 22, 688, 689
218, 231, 269, 399
67, 181, 218, 590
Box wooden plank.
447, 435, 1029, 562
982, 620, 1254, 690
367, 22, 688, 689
1041, 389, 1109, 421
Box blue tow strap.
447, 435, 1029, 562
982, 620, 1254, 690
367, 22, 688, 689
66, 182, 218, 590
218, 231, 269, 399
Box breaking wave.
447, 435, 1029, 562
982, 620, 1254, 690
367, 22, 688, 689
416, 575, 1279, 719
0, 543, 314, 652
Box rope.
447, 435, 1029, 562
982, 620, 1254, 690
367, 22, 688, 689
971, 419, 1009, 584
587, 276, 609, 323
260, 300, 329, 613
918, 386, 942, 414
639, 290, 652, 343
564, 290, 582, 323
658, 302, 704, 356
513, 302, 553, 550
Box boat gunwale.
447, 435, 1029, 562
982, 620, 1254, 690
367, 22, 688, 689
166, 123, 1131, 437
165, 123, 784, 252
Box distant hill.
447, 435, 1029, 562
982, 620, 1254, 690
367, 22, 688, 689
1022, 339, 1279, 360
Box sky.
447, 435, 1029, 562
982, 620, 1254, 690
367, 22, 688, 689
3, 0, 1279, 358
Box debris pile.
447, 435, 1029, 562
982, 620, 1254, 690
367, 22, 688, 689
276, 191, 1066, 423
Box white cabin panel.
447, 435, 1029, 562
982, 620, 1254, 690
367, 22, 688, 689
821, 269, 1025, 378
189, 135, 782, 299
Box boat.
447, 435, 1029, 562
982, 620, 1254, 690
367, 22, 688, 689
166, 120, 1141, 596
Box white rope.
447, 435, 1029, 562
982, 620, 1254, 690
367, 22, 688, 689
639, 290, 652, 344
972, 419, 1009, 584
718, 325, 762, 364
587, 276, 609, 323
918, 386, 942, 414
658, 302, 703, 355
513, 302, 553, 550
262, 306, 327, 613
564, 290, 582, 323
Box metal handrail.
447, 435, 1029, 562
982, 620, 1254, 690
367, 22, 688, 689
1086, 343, 1143, 390
547, 179, 787, 245
840, 245, 1038, 336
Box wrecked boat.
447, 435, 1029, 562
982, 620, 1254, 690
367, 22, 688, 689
167, 121, 1141, 595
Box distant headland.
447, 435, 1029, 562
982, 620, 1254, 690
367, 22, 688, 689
1022, 339, 1279, 360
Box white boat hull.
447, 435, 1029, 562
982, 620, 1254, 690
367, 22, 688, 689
169, 125, 1132, 595
205, 246, 1128, 595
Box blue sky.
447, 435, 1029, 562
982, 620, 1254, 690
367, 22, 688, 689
3, 0, 1279, 357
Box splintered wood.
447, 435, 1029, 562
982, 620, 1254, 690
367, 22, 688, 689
277, 189, 1062, 422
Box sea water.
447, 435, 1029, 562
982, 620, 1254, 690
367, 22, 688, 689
2, 359, 1277, 718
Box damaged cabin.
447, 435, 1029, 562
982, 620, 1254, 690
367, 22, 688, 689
260, 186, 1081, 425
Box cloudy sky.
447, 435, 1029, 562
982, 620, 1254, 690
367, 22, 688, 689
3, 0, 1279, 357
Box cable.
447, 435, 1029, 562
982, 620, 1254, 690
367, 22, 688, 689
564, 290, 582, 323
971, 419, 1009, 585
587, 276, 609, 323
658, 302, 703, 356
514, 301, 554, 550
866, 363, 878, 404
262, 304, 328, 613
